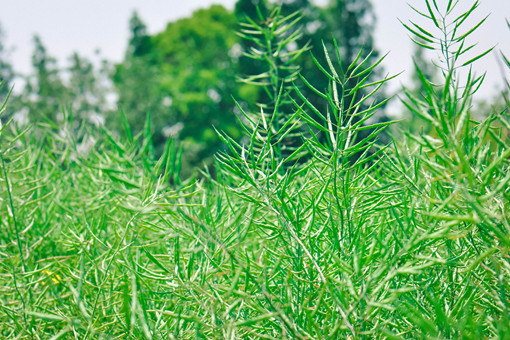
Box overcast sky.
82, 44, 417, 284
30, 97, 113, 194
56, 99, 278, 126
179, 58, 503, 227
1, 0, 509, 102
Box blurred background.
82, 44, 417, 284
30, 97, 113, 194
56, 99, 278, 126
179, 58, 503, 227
0, 0, 508, 175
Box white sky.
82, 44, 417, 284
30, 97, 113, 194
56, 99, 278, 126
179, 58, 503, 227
0, 0, 509, 103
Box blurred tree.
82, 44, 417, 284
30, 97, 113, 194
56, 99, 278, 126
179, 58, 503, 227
112, 11, 161, 135
234, 0, 269, 106
235, 0, 382, 119
67, 52, 110, 127
399, 41, 441, 134
235, 0, 385, 154
21, 35, 69, 122
0, 22, 14, 98
235, 0, 268, 19
1, 27, 110, 128
113, 6, 244, 175
112, 1, 383, 174
128, 12, 152, 57
152, 5, 243, 167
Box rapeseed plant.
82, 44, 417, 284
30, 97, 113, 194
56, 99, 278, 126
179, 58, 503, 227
0, 0, 508, 338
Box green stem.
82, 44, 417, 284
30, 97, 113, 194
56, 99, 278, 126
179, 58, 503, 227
1, 155, 26, 273
1, 154, 32, 336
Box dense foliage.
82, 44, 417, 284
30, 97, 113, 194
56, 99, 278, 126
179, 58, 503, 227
0, 0, 509, 338
0, 0, 382, 176
113, 6, 244, 166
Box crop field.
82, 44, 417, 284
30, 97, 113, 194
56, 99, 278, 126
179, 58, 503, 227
0, 0, 509, 338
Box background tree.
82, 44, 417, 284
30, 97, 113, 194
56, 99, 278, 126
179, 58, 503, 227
235, 0, 385, 157
67, 52, 110, 127
1, 24, 110, 128
112, 11, 161, 135
235, 0, 381, 114
292, 0, 381, 115
112, 6, 246, 174
0, 22, 14, 99
234, 0, 269, 100
110, 0, 383, 174
399, 42, 440, 133
20, 36, 69, 123
153, 6, 241, 140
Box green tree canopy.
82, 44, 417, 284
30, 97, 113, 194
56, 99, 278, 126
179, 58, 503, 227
112, 11, 160, 133
152, 5, 241, 144
112, 1, 382, 174
112, 6, 246, 174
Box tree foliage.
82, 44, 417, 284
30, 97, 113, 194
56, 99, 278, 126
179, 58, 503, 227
152, 5, 242, 148
112, 11, 161, 135
19, 36, 69, 122
0, 23, 13, 99
111, 0, 383, 174
3, 36, 110, 128
112, 7, 245, 174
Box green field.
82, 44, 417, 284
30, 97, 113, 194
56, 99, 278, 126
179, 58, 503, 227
0, 1, 509, 338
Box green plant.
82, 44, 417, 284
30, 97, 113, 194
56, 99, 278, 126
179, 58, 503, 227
236, 7, 310, 162
0, 0, 508, 338
386, 0, 510, 336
